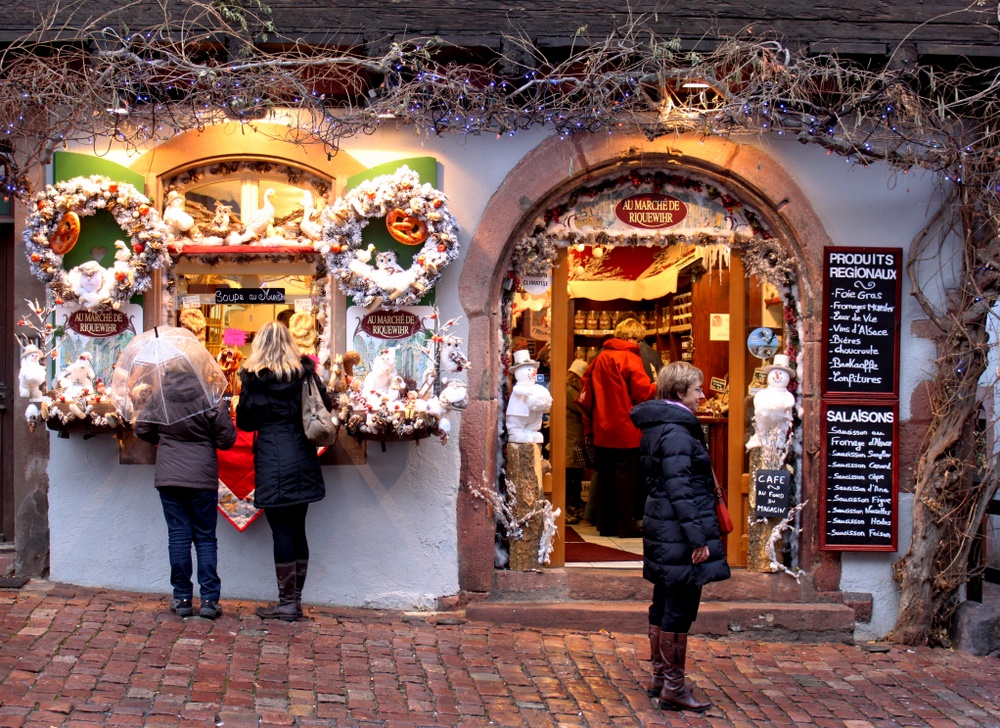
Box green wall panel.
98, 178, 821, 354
346, 157, 439, 307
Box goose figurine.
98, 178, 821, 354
228, 188, 275, 245
298, 190, 323, 241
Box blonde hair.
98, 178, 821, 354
243, 321, 304, 380
614, 317, 646, 342
657, 361, 703, 401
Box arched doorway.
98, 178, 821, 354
504, 167, 798, 568
457, 132, 836, 595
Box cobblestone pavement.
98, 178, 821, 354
1, 582, 999, 728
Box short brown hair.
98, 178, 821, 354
614, 317, 646, 342
657, 361, 703, 401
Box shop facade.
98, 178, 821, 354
5, 122, 944, 639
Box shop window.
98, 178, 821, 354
165, 161, 331, 245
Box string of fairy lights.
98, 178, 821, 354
1, 1, 999, 212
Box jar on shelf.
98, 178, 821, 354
574, 346, 587, 361
586, 346, 599, 361
574, 311, 586, 330
598, 310, 612, 331
586, 310, 600, 329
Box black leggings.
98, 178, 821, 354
649, 582, 703, 633
264, 503, 310, 563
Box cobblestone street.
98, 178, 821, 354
1, 582, 998, 727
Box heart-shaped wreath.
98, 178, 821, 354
318, 166, 460, 309
23, 175, 172, 309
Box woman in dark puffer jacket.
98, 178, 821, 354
237, 321, 332, 621
630, 361, 730, 712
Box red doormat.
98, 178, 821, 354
564, 526, 642, 563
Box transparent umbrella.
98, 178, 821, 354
110, 326, 227, 425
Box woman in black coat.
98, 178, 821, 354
630, 361, 730, 712
236, 321, 333, 621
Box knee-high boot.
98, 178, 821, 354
656, 632, 711, 712
646, 625, 664, 697
256, 562, 299, 621
293, 559, 308, 619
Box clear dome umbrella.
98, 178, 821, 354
110, 325, 227, 425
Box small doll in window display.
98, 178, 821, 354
505, 349, 553, 444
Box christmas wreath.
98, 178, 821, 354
23, 175, 171, 309
318, 166, 460, 308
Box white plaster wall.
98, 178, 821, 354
49, 127, 550, 608
49, 127, 958, 611
743, 136, 955, 418
840, 493, 915, 640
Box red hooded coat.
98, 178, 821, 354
581, 338, 656, 449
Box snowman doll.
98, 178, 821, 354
746, 353, 796, 453
505, 349, 553, 444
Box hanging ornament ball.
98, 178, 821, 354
593, 247, 604, 258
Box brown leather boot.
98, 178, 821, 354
256, 562, 299, 621
293, 559, 309, 619
646, 625, 664, 697
656, 632, 711, 712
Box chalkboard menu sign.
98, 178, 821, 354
215, 288, 285, 305
820, 402, 898, 551
822, 247, 902, 396
754, 469, 792, 518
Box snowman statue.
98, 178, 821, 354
505, 349, 553, 444
746, 353, 796, 459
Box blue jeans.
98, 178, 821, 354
157, 487, 221, 602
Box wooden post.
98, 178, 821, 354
506, 441, 545, 570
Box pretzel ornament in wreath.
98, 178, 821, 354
23, 175, 172, 310
50, 212, 81, 255
386, 208, 429, 245
319, 166, 460, 309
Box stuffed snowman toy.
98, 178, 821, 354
505, 349, 553, 444
746, 353, 796, 453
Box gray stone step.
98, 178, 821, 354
465, 600, 856, 643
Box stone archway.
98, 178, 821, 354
456, 131, 841, 596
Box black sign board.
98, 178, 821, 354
822, 247, 902, 396
214, 288, 286, 305
753, 469, 792, 518
820, 402, 898, 551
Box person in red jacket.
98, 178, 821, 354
580, 318, 656, 537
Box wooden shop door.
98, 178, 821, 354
0, 219, 14, 542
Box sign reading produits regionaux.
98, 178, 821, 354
822, 247, 902, 396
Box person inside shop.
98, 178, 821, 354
630, 361, 730, 712
564, 358, 589, 524
616, 311, 663, 382
135, 358, 238, 621
579, 317, 656, 537
236, 321, 333, 621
